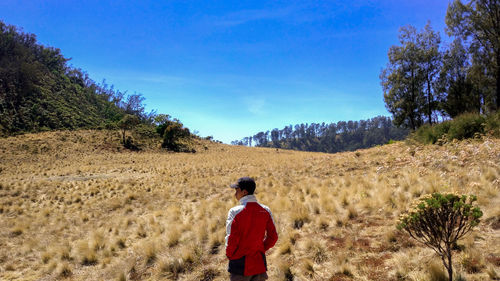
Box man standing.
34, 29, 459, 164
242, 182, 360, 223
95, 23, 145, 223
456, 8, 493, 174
225, 177, 278, 281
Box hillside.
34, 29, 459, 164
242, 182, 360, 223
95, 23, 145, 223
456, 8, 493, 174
0, 21, 146, 136
0, 130, 498, 281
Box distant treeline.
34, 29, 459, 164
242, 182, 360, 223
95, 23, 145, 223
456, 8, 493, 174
0, 21, 155, 136
231, 116, 409, 153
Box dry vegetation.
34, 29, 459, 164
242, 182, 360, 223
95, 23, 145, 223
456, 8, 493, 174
0, 130, 498, 281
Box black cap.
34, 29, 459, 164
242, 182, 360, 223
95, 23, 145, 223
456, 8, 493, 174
230, 177, 256, 194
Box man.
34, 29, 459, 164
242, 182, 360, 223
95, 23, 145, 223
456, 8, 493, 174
225, 177, 278, 281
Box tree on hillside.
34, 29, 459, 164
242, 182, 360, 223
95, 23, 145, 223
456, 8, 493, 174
118, 114, 140, 146
446, 0, 500, 111
381, 24, 442, 129
381, 26, 421, 130
161, 121, 192, 152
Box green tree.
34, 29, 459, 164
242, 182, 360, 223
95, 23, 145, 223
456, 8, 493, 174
438, 39, 480, 117
397, 193, 483, 281
117, 114, 140, 145
161, 121, 192, 152
419, 22, 442, 125
446, 0, 500, 110
381, 23, 443, 129
153, 114, 171, 126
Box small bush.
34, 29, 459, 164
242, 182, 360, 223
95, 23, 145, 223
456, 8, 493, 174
160, 121, 193, 152
484, 110, 500, 137
134, 124, 158, 139
397, 192, 482, 281
413, 122, 450, 144
447, 113, 485, 140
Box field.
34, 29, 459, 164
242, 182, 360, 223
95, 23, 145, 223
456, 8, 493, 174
0, 130, 498, 281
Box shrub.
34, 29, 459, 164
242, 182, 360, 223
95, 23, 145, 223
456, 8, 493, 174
412, 112, 493, 144
160, 121, 193, 152
397, 192, 483, 281
484, 110, 500, 137
134, 124, 157, 139
447, 113, 485, 140
413, 122, 451, 144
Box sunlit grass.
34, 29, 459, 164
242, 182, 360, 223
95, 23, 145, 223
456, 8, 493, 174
0, 130, 498, 280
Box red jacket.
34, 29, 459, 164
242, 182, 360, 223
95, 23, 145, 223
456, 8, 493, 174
225, 195, 278, 276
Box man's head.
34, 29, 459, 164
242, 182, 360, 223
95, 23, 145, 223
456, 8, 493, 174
230, 177, 256, 200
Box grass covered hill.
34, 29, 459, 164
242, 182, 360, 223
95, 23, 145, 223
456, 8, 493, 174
0, 130, 498, 280
0, 21, 136, 136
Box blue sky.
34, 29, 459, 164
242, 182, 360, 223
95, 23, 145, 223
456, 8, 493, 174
1, 0, 451, 143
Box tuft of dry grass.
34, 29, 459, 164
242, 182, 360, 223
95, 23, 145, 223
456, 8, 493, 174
428, 260, 448, 281
56, 262, 72, 278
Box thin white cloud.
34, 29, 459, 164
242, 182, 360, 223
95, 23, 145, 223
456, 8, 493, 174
210, 6, 296, 27
243, 96, 266, 115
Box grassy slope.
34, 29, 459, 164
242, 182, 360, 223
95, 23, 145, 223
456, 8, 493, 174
0, 130, 498, 281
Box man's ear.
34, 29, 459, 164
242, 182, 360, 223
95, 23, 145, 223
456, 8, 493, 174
243, 189, 248, 196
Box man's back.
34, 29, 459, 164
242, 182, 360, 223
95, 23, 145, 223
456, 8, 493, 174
226, 195, 278, 276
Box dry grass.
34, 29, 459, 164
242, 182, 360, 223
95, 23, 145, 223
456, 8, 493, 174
0, 130, 499, 280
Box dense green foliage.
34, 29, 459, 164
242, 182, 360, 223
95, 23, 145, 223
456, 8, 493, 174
381, 1, 499, 130
157, 119, 194, 153
380, 23, 441, 130
231, 116, 409, 153
446, 0, 500, 110
397, 192, 483, 281
412, 111, 499, 144
0, 21, 153, 136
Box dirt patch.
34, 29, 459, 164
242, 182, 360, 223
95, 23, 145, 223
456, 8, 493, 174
362, 253, 391, 268
329, 273, 353, 281
486, 254, 500, 267
328, 236, 346, 250
353, 238, 371, 251
486, 216, 500, 230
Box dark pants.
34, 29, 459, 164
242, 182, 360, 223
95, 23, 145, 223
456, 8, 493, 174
230, 272, 268, 281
